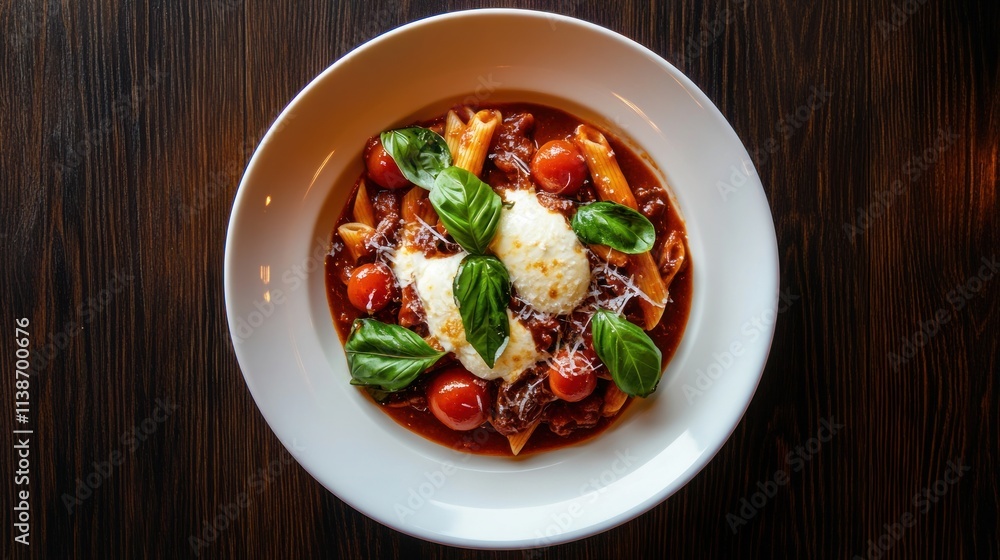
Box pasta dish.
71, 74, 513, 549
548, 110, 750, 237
325, 102, 691, 455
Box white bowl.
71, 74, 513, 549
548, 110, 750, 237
224, 8, 778, 549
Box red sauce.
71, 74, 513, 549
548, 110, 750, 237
325, 103, 692, 456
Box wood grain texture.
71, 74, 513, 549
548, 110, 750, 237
1, 0, 997, 558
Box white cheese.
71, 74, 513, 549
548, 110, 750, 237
393, 248, 542, 382
490, 189, 591, 316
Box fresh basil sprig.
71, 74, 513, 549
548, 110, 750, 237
590, 309, 663, 397
571, 201, 655, 254
430, 166, 503, 255
380, 127, 452, 190
454, 255, 511, 367
376, 125, 510, 368
345, 318, 445, 391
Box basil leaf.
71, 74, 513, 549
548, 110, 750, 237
345, 318, 445, 391
571, 201, 655, 254
454, 255, 511, 368
430, 166, 503, 255
380, 127, 452, 190
590, 309, 663, 397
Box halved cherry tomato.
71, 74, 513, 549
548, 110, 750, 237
427, 367, 489, 431
547, 349, 597, 402
530, 139, 588, 195
365, 137, 410, 189
347, 262, 397, 313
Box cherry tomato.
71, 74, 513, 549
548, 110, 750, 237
547, 350, 597, 402
427, 367, 489, 431
365, 137, 410, 189
347, 262, 397, 313
530, 140, 588, 195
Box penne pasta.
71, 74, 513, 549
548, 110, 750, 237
400, 191, 443, 255
421, 204, 439, 225
337, 222, 375, 262
506, 421, 539, 456
601, 383, 628, 417
658, 231, 687, 290
444, 110, 466, 157
630, 253, 668, 329
453, 109, 501, 177
401, 186, 439, 225
401, 186, 424, 223
572, 124, 639, 208
352, 179, 376, 227
588, 243, 630, 267
573, 124, 668, 329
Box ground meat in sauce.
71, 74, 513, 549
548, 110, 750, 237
578, 260, 647, 326
337, 263, 354, 286
575, 183, 599, 203
486, 113, 536, 190
384, 392, 429, 412
405, 220, 461, 257
509, 292, 561, 353
535, 185, 597, 220
398, 285, 425, 328
492, 367, 557, 435
527, 316, 561, 353
544, 393, 603, 436
374, 376, 432, 412
490, 113, 536, 174
535, 191, 576, 219
632, 182, 667, 222
601, 266, 630, 295
405, 223, 437, 255
370, 189, 402, 245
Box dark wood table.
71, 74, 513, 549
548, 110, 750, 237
3, 0, 998, 557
